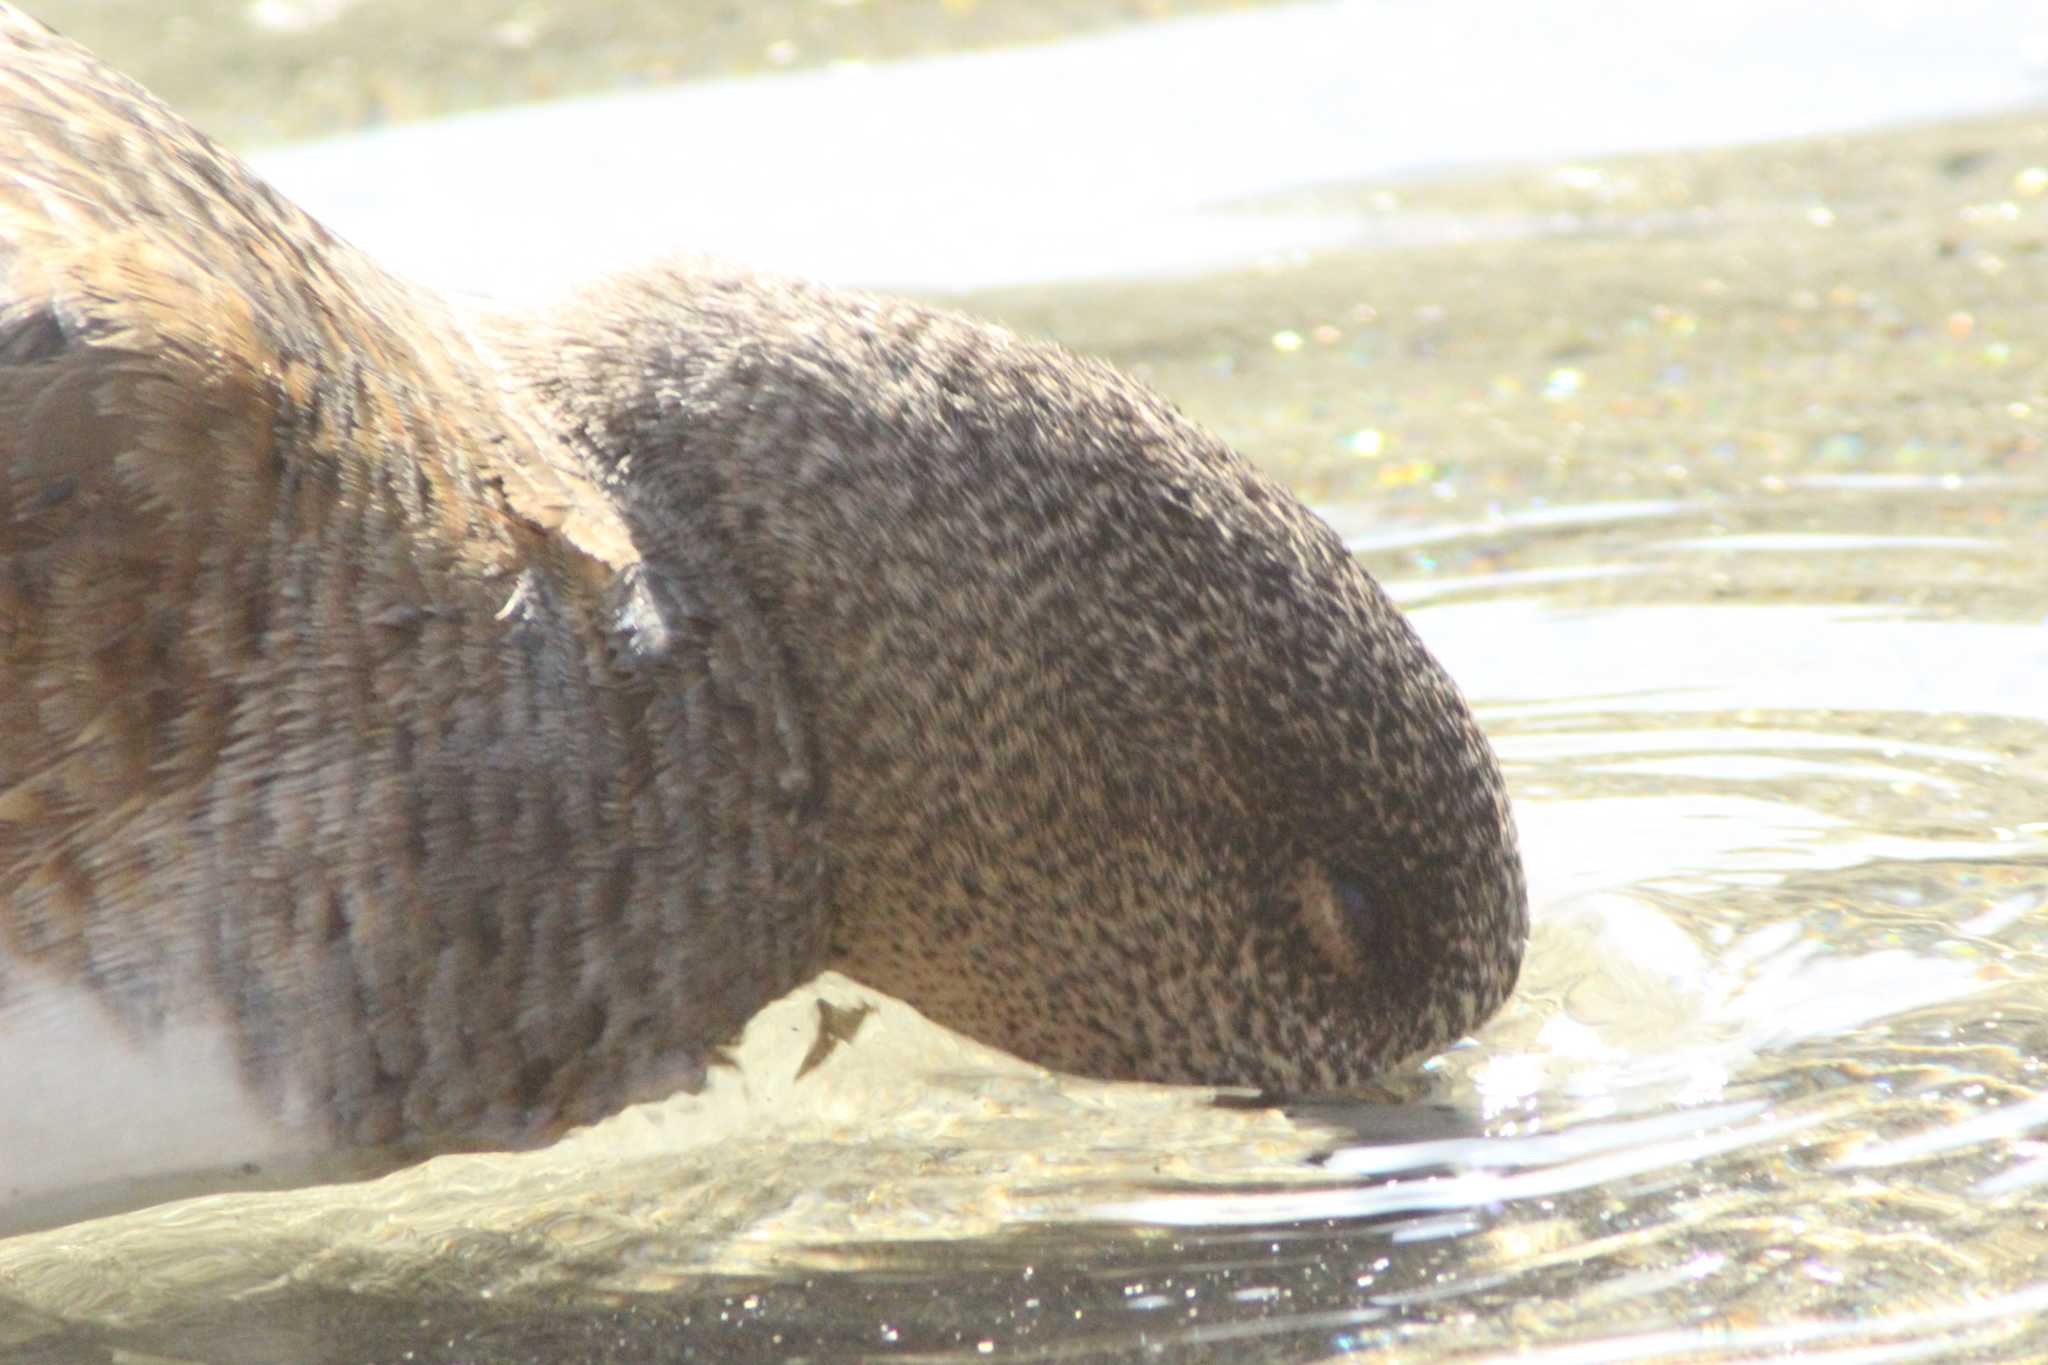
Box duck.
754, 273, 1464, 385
0, 5, 1525, 1231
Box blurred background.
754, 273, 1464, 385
34, 0, 1254, 145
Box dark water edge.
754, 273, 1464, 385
8, 1226, 1406, 1365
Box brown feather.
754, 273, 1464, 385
0, 2, 1524, 1202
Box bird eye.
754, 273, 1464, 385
1297, 863, 1370, 975
1330, 873, 1371, 932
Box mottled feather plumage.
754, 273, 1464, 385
0, 4, 1525, 1184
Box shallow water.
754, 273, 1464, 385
8, 5, 2048, 1363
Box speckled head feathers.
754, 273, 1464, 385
0, 0, 1524, 1171
516, 267, 1528, 1092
